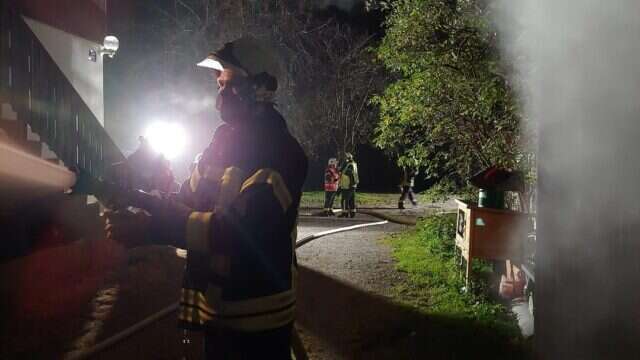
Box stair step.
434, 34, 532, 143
0, 119, 26, 141
1, 102, 18, 121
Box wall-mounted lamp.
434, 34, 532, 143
88, 35, 120, 62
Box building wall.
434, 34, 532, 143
23, 16, 105, 126
16, 0, 108, 126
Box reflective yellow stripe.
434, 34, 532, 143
189, 166, 202, 193
186, 212, 213, 254
201, 287, 296, 331
216, 167, 245, 210
266, 171, 293, 210
240, 169, 292, 211
181, 288, 215, 314
180, 288, 216, 325
179, 306, 214, 324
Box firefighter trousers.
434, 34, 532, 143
204, 323, 293, 359
341, 189, 356, 214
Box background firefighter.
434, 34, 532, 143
105, 36, 308, 359
323, 158, 340, 216
339, 153, 359, 218
109, 136, 178, 195
398, 166, 419, 209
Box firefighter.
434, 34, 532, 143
141, 157, 178, 196
339, 152, 359, 218
105, 36, 308, 359
110, 136, 177, 195
323, 158, 340, 216
398, 166, 419, 209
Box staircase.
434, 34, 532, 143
0, 3, 124, 261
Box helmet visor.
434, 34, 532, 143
196, 57, 224, 71
196, 53, 248, 76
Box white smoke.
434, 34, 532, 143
494, 1, 640, 358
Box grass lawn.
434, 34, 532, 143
300, 191, 429, 208
382, 213, 529, 358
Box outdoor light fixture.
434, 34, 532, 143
144, 121, 187, 160
88, 35, 120, 62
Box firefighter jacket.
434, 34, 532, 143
324, 166, 339, 192
176, 105, 308, 332
339, 161, 359, 190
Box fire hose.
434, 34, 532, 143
65, 216, 410, 360
353, 209, 417, 226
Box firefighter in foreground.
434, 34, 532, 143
105, 36, 308, 359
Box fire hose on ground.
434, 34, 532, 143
352, 209, 417, 226
65, 213, 414, 360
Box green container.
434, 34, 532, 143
478, 189, 505, 209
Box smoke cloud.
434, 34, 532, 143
495, 1, 640, 358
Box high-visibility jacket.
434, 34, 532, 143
324, 167, 339, 192
176, 105, 308, 332
339, 161, 358, 190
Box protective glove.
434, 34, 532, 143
105, 195, 193, 248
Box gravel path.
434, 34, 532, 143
297, 216, 407, 300
294, 216, 410, 360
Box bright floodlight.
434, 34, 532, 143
103, 35, 119, 52
144, 122, 186, 160
101, 35, 119, 58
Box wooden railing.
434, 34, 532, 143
0, 2, 124, 178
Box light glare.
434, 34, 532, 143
144, 122, 186, 160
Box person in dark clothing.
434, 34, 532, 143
109, 136, 176, 195
398, 167, 419, 209
339, 153, 359, 218
105, 36, 307, 359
